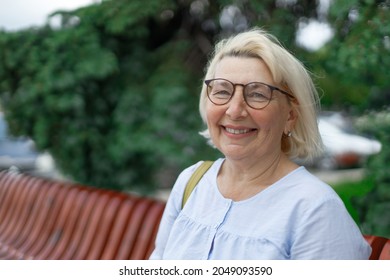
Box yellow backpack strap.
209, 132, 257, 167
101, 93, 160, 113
181, 161, 214, 209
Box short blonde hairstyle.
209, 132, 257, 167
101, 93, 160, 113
199, 27, 323, 160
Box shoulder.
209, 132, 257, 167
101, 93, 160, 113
173, 161, 210, 189
174, 159, 221, 187
283, 169, 370, 259
284, 167, 340, 200
275, 167, 347, 217
167, 159, 221, 209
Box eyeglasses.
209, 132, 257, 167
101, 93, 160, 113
205, 78, 295, 110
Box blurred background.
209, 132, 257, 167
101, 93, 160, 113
0, 0, 389, 237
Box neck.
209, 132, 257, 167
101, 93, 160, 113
218, 153, 298, 201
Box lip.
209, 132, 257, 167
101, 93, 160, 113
221, 125, 257, 137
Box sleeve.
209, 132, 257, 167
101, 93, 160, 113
290, 196, 372, 260
149, 162, 203, 260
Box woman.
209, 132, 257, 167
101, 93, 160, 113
150, 28, 371, 259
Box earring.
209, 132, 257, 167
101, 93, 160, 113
286, 131, 292, 137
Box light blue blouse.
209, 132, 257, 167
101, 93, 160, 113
150, 159, 371, 260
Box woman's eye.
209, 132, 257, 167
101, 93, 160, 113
247, 91, 269, 101
213, 90, 232, 99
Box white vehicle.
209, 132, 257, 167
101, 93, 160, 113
302, 112, 382, 169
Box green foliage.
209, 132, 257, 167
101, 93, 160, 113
353, 109, 390, 238
320, 0, 390, 111
0, 0, 218, 193
327, 0, 390, 84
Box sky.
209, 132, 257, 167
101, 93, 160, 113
0, 0, 98, 31
0, 0, 333, 51
296, 20, 333, 51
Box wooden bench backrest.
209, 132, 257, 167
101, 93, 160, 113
364, 234, 390, 260
0, 170, 388, 260
0, 170, 164, 260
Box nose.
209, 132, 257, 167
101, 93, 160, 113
225, 88, 248, 119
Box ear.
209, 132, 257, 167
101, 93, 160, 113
284, 105, 298, 135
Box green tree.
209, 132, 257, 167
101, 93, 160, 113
316, 0, 390, 111
1, 0, 210, 193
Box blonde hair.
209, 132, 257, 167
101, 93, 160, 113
199, 27, 323, 160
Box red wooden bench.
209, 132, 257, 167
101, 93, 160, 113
364, 234, 390, 260
0, 170, 164, 259
0, 169, 388, 259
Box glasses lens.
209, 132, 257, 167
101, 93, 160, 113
207, 79, 233, 105
244, 83, 272, 109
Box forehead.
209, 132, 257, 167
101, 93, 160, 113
214, 56, 274, 84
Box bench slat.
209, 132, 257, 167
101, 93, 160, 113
44, 188, 90, 259
99, 197, 140, 260
85, 193, 125, 260
0, 177, 40, 255
16, 183, 69, 259
59, 189, 101, 259
379, 239, 390, 260
70, 192, 112, 260
0, 179, 54, 259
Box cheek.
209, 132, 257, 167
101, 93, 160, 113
252, 107, 287, 134
251, 110, 273, 128
205, 103, 223, 127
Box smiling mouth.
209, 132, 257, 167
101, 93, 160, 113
224, 126, 256, 135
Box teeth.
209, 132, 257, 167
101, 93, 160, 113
225, 127, 252, 134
